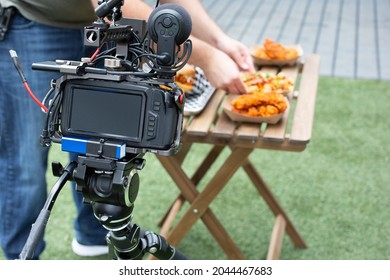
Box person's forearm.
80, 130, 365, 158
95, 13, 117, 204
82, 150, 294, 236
90, 0, 226, 47
121, 0, 153, 19
186, 36, 247, 94
187, 36, 215, 70
89, 0, 153, 19
159, 0, 227, 48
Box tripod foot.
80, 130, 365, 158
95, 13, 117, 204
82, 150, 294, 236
106, 223, 188, 260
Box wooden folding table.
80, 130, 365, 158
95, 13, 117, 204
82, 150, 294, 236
154, 54, 320, 259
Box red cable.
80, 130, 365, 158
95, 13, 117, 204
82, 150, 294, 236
90, 48, 101, 61
23, 82, 48, 112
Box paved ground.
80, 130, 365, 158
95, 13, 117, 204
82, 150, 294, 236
142, 0, 389, 81
199, 0, 389, 81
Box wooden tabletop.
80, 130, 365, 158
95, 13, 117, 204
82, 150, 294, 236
181, 54, 321, 153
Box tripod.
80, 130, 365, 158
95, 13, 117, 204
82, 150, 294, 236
19, 154, 187, 260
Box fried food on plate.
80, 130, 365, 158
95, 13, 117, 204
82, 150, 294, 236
253, 38, 299, 60
231, 92, 287, 117
174, 64, 196, 92
240, 71, 294, 95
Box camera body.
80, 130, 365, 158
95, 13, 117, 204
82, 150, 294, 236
33, 2, 192, 158
61, 77, 182, 154
33, 60, 184, 157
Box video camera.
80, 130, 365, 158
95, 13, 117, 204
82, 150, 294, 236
33, 0, 192, 158
14, 0, 195, 260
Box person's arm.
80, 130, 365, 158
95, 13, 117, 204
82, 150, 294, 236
188, 36, 246, 94
160, 0, 254, 72
90, 0, 153, 19
89, 0, 248, 93
159, 0, 224, 45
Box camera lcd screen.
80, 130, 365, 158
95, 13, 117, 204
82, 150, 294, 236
64, 82, 144, 142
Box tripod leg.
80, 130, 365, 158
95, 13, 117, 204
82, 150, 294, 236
144, 230, 188, 260
105, 221, 188, 260
19, 161, 77, 260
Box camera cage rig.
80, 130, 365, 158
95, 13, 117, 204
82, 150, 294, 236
18, 0, 192, 260
34, 0, 193, 159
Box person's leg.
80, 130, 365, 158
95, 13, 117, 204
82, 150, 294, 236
0, 10, 106, 259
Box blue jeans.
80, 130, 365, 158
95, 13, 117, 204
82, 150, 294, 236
0, 10, 107, 259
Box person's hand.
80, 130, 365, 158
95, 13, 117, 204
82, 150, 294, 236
216, 35, 255, 73
188, 36, 252, 94
202, 48, 247, 94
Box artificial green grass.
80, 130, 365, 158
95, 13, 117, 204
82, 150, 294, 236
1, 76, 389, 260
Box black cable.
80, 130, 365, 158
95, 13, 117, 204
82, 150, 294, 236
18, 162, 77, 260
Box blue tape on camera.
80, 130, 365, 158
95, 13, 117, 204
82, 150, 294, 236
62, 137, 88, 154
62, 137, 126, 159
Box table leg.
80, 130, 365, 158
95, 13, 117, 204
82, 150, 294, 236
156, 146, 307, 260
242, 160, 307, 249
155, 143, 192, 229
162, 147, 253, 259
267, 214, 287, 260
156, 145, 225, 229
157, 150, 246, 259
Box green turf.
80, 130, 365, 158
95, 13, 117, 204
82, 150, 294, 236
1, 76, 389, 260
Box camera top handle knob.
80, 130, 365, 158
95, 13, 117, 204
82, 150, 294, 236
95, 0, 124, 19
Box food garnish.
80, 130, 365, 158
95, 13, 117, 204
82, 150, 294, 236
241, 71, 294, 95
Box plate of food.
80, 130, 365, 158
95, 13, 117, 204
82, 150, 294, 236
174, 64, 196, 93
174, 64, 215, 116
240, 71, 294, 95
222, 92, 288, 124
251, 38, 303, 66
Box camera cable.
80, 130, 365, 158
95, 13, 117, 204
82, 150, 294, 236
9, 49, 48, 112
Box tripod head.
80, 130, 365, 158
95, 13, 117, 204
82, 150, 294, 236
19, 153, 187, 260
74, 154, 185, 260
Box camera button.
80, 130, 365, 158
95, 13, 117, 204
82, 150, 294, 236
147, 112, 158, 140
153, 101, 161, 111
179, 93, 184, 104
162, 17, 173, 28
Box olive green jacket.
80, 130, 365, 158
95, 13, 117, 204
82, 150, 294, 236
0, 0, 96, 28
